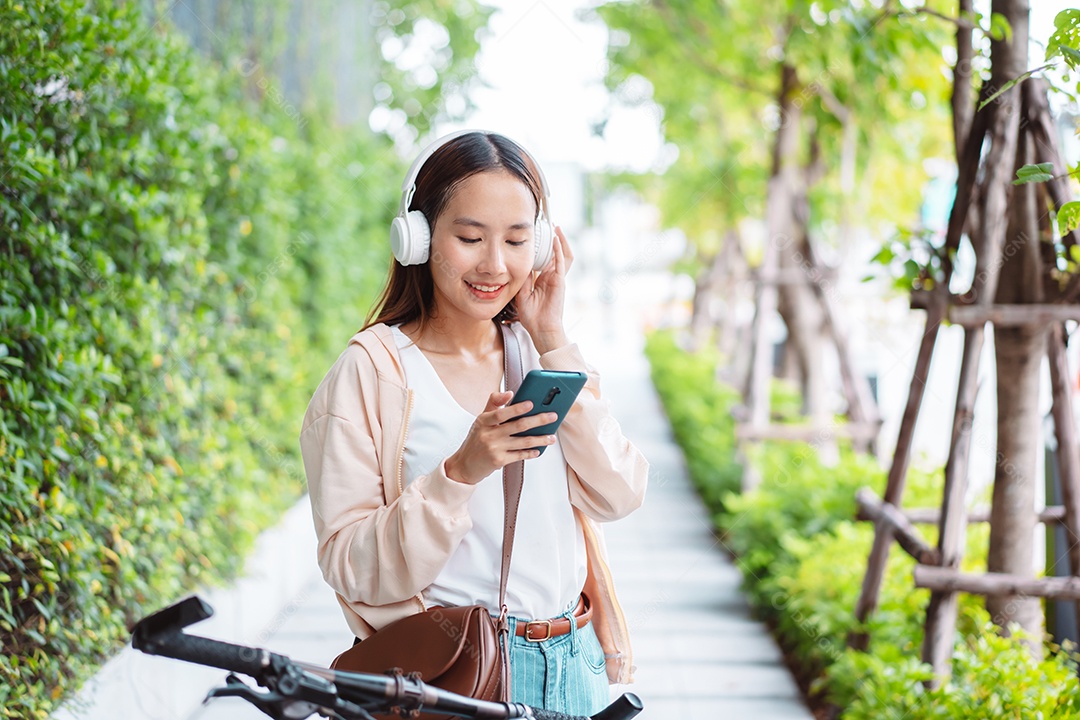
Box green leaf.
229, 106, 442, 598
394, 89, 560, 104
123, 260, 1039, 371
1059, 202, 1080, 234
1013, 162, 1055, 185
870, 245, 895, 265
1048, 10, 1080, 69
988, 13, 1012, 43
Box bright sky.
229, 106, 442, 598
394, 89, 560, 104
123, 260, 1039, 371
452, 0, 1072, 174
456, 0, 664, 174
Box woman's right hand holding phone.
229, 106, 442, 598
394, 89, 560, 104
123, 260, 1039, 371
444, 391, 557, 485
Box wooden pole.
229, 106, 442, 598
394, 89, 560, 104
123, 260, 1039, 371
1046, 323, 1080, 635
849, 294, 945, 650
753, 268, 838, 285
986, 105, 1044, 643
940, 85, 991, 282
863, 505, 1068, 526
917, 80, 990, 669
855, 489, 941, 565
923, 0, 1024, 681
803, 240, 881, 451
743, 226, 780, 493
736, 422, 879, 443
743, 64, 802, 491
921, 323, 984, 682
915, 565, 1080, 601
909, 293, 1080, 325
949, 304, 1080, 327
951, 0, 975, 157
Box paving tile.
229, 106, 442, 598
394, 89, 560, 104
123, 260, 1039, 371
632, 697, 815, 720
629, 661, 804, 699
629, 628, 786, 663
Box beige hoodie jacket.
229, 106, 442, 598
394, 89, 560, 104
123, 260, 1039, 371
299, 322, 648, 683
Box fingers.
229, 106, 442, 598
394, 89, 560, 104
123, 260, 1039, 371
453, 410, 559, 479
509, 439, 554, 460
507, 410, 560, 434
483, 390, 514, 414
480, 393, 528, 425
554, 226, 570, 273
504, 431, 556, 457
479, 393, 558, 431
483, 398, 559, 445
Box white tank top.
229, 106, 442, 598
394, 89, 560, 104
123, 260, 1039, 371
391, 325, 587, 619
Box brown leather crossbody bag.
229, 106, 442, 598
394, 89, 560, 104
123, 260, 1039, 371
329, 322, 526, 719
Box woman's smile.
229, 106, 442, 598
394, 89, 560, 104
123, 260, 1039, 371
465, 280, 507, 300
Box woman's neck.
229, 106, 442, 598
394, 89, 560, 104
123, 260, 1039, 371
404, 315, 501, 360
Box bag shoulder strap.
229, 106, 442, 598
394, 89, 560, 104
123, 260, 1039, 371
497, 321, 525, 610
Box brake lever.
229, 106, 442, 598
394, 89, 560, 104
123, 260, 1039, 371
206, 673, 321, 720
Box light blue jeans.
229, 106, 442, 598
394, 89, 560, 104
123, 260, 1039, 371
505, 606, 610, 714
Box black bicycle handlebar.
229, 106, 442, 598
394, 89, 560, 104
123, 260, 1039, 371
131, 595, 643, 720
131, 596, 276, 679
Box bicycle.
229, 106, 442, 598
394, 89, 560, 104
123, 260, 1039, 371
131, 595, 645, 720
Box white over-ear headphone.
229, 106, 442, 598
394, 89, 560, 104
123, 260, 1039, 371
389, 130, 555, 270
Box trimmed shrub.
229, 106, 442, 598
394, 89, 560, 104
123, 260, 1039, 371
833, 607, 1080, 719
643, 327, 1080, 718
0, 2, 401, 716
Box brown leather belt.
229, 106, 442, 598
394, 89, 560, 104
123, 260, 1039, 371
514, 593, 592, 642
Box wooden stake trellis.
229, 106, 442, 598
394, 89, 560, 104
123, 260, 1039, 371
852, 313, 1080, 674
738, 234, 882, 488
736, 60, 882, 487
850, 77, 1080, 685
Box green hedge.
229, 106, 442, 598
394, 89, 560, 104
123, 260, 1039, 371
0, 2, 405, 717
643, 328, 1080, 718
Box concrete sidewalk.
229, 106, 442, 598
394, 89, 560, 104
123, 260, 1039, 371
584, 328, 812, 719
55, 293, 812, 720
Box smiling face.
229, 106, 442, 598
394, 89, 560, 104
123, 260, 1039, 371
426, 170, 537, 325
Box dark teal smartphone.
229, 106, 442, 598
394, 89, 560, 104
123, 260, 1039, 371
506, 369, 587, 454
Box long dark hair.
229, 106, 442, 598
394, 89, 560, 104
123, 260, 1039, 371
362, 132, 545, 332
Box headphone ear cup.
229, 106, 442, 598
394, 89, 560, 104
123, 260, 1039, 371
390, 210, 432, 265
533, 217, 554, 270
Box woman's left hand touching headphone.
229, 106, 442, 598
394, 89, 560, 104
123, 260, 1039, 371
516, 226, 573, 355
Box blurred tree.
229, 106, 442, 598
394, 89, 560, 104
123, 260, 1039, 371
148, 0, 489, 136
924, 0, 1080, 659
594, 0, 951, 426
983, 0, 1042, 651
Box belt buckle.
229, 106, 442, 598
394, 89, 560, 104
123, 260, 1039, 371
525, 619, 553, 642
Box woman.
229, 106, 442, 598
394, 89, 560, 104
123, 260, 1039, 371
299, 130, 648, 714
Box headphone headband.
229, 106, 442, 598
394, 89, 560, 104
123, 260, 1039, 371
398, 129, 551, 215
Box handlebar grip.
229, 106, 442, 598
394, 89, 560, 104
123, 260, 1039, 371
590, 693, 644, 720
134, 629, 272, 678
131, 595, 274, 679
